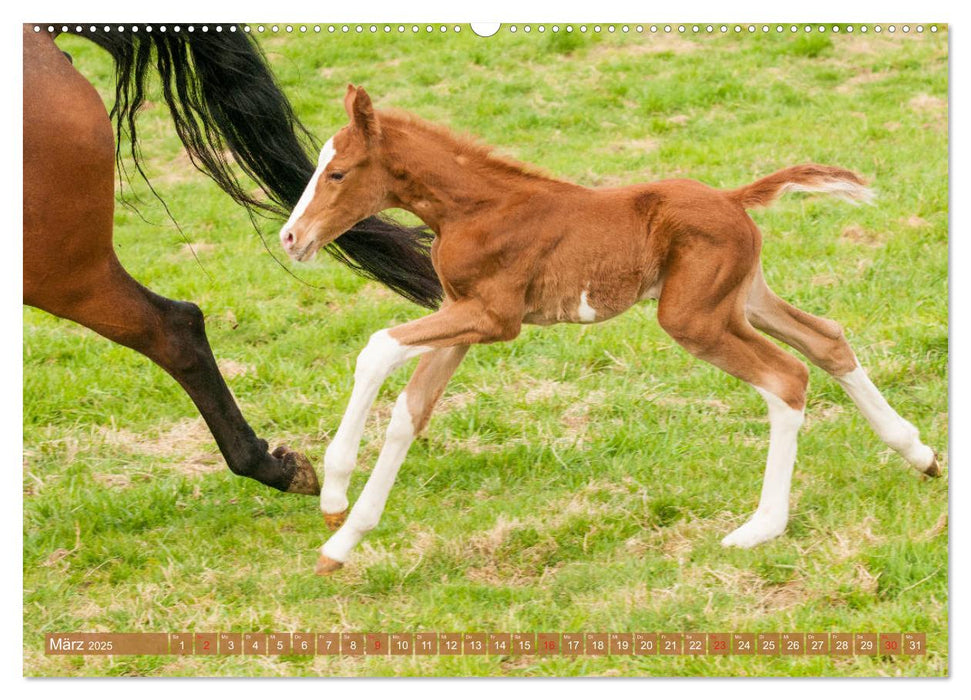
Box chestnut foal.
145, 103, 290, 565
282, 86, 940, 575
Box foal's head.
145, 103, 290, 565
281, 85, 390, 261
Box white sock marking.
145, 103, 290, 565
835, 365, 935, 470
578, 290, 597, 323
321, 330, 431, 516
279, 137, 336, 245
722, 387, 804, 548
323, 391, 417, 562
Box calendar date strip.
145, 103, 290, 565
45, 632, 927, 657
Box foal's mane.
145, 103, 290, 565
378, 110, 555, 182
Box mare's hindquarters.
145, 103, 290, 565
22, 28, 318, 494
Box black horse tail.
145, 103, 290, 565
77, 25, 442, 309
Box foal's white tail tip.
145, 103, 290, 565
816, 179, 876, 205
852, 185, 876, 205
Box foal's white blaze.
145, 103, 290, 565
279, 136, 337, 247
321, 330, 432, 518
577, 290, 597, 323
322, 390, 417, 563
836, 364, 935, 471
721, 387, 804, 548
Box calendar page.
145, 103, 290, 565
22, 19, 948, 678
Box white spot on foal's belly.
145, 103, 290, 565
578, 290, 597, 323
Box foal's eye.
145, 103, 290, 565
328, 171, 345, 182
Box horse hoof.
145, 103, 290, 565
272, 446, 321, 495
924, 453, 942, 478
324, 510, 348, 530
315, 554, 344, 576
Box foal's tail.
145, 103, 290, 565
728, 164, 874, 209
76, 26, 442, 309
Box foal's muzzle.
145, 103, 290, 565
280, 225, 319, 262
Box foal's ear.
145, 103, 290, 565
343, 84, 357, 118
344, 84, 380, 144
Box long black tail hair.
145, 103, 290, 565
78, 25, 442, 309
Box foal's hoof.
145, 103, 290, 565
273, 446, 321, 496
323, 510, 348, 530
315, 554, 344, 576
721, 516, 786, 549
924, 453, 942, 478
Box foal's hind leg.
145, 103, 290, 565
746, 269, 939, 475
657, 258, 809, 548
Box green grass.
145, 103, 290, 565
23, 25, 948, 677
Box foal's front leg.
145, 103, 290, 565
317, 300, 516, 573
317, 345, 469, 574
320, 329, 431, 527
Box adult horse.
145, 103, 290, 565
22, 25, 442, 494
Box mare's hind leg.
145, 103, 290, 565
26, 255, 319, 495
745, 268, 939, 476
23, 30, 316, 494
657, 257, 809, 548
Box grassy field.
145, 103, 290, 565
23, 25, 948, 677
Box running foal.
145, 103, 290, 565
282, 86, 940, 574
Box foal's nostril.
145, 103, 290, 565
284, 231, 295, 248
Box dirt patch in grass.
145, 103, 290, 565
524, 379, 577, 404
840, 224, 886, 247
172, 241, 217, 260
647, 392, 733, 414
467, 514, 523, 559
920, 513, 948, 541
704, 563, 813, 621
592, 35, 700, 58
826, 516, 886, 562
438, 390, 477, 413
41, 523, 81, 570
853, 561, 881, 595
806, 400, 846, 426
453, 482, 633, 584
97, 418, 221, 476
835, 70, 892, 94
561, 392, 604, 443
216, 359, 255, 379
811, 272, 840, 287
91, 472, 134, 489
835, 34, 935, 58
603, 137, 660, 155
643, 512, 737, 561
441, 433, 505, 455
154, 149, 203, 187
908, 94, 947, 130
581, 168, 659, 188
